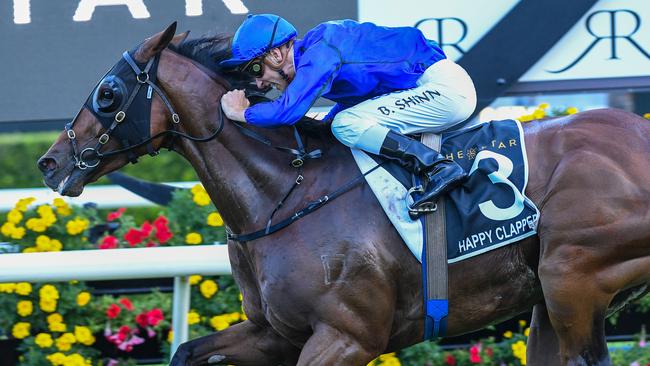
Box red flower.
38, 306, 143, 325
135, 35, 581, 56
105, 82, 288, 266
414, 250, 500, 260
486, 347, 493, 357
107, 208, 126, 222
155, 228, 173, 244
119, 298, 134, 311
153, 216, 168, 229
99, 235, 119, 249
106, 304, 121, 319
135, 313, 148, 328
469, 345, 481, 364
124, 228, 145, 246
146, 241, 157, 248
445, 354, 456, 366
146, 308, 164, 326
141, 221, 153, 236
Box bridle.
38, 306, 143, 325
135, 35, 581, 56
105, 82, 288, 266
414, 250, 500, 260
65, 50, 226, 170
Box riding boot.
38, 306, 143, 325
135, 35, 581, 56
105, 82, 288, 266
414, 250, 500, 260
378, 130, 467, 208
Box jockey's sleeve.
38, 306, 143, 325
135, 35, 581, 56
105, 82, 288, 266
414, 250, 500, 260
245, 40, 342, 127
323, 103, 344, 121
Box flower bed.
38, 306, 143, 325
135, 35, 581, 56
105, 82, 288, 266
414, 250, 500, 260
1, 177, 649, 364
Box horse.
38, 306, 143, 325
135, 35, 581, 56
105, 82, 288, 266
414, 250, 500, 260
37, 23, 650, 366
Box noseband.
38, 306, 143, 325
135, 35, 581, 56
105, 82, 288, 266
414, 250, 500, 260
65, 50, 225, 170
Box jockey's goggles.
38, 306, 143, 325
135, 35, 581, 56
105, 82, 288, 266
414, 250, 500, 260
238, 17, 281, 78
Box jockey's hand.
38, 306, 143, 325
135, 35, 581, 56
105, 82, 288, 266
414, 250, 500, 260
221, 89, 250, 122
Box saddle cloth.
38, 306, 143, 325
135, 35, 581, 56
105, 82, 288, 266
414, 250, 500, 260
351, 119, 539, 263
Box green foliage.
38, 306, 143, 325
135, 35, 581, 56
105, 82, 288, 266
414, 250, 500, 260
0, 132, 198, 189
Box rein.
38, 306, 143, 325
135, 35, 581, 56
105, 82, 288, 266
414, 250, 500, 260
67, 46, 380, 243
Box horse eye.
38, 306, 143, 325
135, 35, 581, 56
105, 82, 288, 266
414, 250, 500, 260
101, 89, 114, 100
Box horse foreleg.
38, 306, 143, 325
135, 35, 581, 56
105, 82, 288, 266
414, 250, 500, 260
527, 302, 561, 366
295, 322, 381, 366
170, 320, 300, 366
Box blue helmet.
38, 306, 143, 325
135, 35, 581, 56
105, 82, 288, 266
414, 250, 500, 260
220, 14, 297, 68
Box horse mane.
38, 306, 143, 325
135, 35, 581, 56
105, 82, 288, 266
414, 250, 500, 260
169, 34, 335, 141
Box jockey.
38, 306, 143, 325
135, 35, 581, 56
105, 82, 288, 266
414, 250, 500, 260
219, 14, 477, 210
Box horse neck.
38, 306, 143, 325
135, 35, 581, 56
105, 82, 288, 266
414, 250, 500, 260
158, 50, 298, 234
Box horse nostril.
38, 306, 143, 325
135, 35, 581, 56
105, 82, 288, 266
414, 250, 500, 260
38, 157, 58, 175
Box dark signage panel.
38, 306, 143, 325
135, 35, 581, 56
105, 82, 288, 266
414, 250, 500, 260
0, 1, 356, 124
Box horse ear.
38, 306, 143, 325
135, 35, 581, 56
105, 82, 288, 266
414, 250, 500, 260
135, 22, 178, 62
170, 30, 190, 47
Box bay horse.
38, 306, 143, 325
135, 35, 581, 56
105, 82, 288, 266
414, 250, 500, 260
38, 23, 650, 366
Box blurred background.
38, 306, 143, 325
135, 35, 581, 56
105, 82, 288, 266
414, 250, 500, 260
0, 1, 648, 365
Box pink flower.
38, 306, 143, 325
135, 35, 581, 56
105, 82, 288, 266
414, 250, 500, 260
107, 208, 126, 222
106, 304, 121, 319
119, 298, 134, 311
469, 344, 481, 364
99, 235, 119, 249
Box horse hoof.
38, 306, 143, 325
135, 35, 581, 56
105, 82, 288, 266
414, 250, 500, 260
208, 354, 226, 364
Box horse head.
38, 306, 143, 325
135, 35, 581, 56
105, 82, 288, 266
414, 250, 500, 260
36, 22, 253, 197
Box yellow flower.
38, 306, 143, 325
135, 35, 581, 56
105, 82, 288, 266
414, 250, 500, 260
46, 352, 66, 365
50, 239, 63, 252
0, 283, 17, 293
14, 197, 36, 212
66, 217, 89, 235
199, 280, 218, 298
210, 315, 230, 331
191, 184, 206, 195
503, 330, 513, 339
64, 353, 90, 366
644, 113, 650, 120
37, 204, 54, 217
238, 293, 243, 302
74, 326, 95, 346
524, 327, 530, 337
519, 319, 526, 328
40, 284, 60, 300
15, 282, 32, 296
26, 218, 47, 232
207, 212, 224, 227
10, 226, 26, 239
49, 322, 67, 333
532, 108, 545, 120
226, 312, 240, 323
53, 198, 72, 216
189, 275, 202, 285
22, 247, 37, 253
511, 340, 527, 365
188, 311, 201, 325
193, 191, 212, 206
55, 332, 76, 352
12, 322, 30, 339
40, 298, 57, 313
566, 107, 579, 115
538, 103, 550, 109
167, 330, 174, 343
36, 235, 53, 251
17, 300, 33, 317
7, 209, 23, 224
185, 232, 203, 245
1, 222, 14, 237
47, 313, 63, 324
518, 114, 533, 123
35, 333, 54, 348
77, 292, 91, 306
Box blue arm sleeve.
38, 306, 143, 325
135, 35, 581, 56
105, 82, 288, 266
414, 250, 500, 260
322, 103, 344, 122
245, 41, 342, 127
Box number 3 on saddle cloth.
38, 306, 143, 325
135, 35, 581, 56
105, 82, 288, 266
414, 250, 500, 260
351, 119, 540, 335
